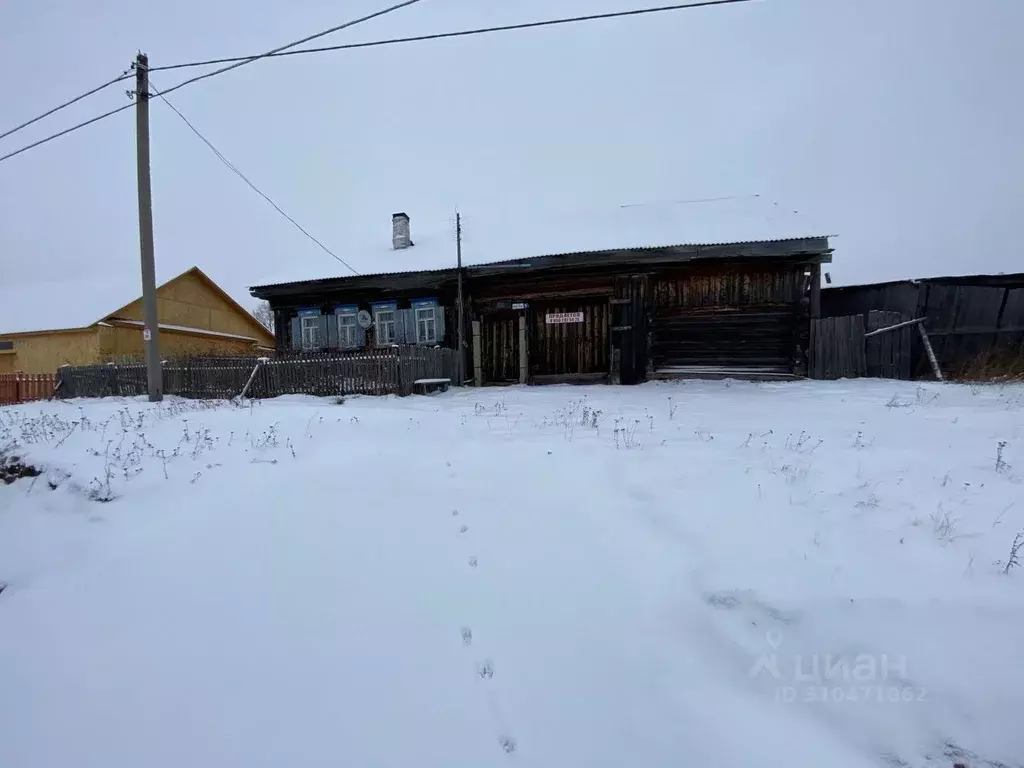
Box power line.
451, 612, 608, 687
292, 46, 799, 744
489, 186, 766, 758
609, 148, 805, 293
0, 70, 133, 142
149, 80, 359, 275
0, 0, 753, 167
150, 0, 755, 72
0, 0, 424, 167
0, 102, 134, 165
153, 0, 425, 99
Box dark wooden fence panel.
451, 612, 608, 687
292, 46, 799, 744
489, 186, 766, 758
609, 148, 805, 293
865, 311, 913, 379
57, 346, 460, 401
810, 315, 866, 380
823, 277, 1024, 377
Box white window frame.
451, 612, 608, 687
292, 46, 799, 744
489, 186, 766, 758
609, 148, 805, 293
374, 308, 397, 346
300, 315, 321, 350
415, 305, 437, 344
336, 311, 358, 348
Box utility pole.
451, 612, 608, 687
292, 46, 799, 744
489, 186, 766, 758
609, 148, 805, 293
455, 211, 465, 385
135, 52, 162, 401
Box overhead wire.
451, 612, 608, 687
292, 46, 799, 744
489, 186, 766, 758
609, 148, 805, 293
0, 0, 755, 166
149, 0, 755, 72
0, 70, 134, 142
0, 0, 425, 167
0, 102, 134, 165
149, 79, 359, 275
151, 0, 425, 99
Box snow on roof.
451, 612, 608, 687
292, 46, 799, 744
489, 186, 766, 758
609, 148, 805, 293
0, 266, 192, 336
251, 195, 831, 288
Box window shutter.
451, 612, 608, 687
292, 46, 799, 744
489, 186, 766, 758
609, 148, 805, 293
400, 308, 415, 345
327, 313, 339, 348
436, 306, 446, 346
317, 315, 329, 348
290, 317, 302, 350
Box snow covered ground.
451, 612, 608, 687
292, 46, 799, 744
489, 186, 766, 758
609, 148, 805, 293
1, 380, 1022, 768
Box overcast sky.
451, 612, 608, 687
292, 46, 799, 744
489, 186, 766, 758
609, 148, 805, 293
1, 0, 1022, 308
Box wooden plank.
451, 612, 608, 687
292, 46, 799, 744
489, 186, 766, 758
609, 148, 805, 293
851, 314, 866, 377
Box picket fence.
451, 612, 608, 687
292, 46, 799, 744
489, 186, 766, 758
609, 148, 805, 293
55, 346, 461, 400
0, 373, 57, 406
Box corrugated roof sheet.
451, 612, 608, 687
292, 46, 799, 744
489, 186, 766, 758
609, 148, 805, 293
250, 196, 832, 289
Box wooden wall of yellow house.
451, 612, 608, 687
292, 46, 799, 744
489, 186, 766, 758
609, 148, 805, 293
0, 330, 100, 373
112, 271, 271, 342
101, 325, 258, 361
0, 355, 14, 374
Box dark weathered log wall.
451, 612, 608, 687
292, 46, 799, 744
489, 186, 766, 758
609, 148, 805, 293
650, 263, 806, 373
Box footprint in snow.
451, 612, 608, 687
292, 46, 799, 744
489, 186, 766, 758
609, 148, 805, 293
468, 556, 478, 568
478, 659, 494, 679
499, 736, 516, 754
461, 627, 473, 646
459, 524, 469, 535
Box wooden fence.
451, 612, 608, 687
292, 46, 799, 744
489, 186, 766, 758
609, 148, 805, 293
865, 310, 913, 379
811, 312, 943, 381
809, 315, 866, 380
0, 373, 57, 406
56, 346, 461, 401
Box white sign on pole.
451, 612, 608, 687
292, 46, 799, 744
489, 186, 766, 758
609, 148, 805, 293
143, 328, 152, 342
545, 312, 584, 324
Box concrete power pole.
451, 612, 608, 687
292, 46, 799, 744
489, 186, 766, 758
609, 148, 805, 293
135, 52, 163, 401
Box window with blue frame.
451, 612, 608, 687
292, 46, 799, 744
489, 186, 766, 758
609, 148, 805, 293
411, 298, 440, 345
372, 302, 398, 346
335, 305, 359, 348
298, 308, 323, 350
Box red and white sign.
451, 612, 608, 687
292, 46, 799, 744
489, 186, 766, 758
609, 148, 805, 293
545, 312, 584, 325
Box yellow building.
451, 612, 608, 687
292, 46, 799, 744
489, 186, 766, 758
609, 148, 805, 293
0, 267, 274, 374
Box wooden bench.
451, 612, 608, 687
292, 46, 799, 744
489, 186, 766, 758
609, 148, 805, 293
412, 378, 451, 395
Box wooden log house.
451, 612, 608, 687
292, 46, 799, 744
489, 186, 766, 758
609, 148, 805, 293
250, 211, 833, 385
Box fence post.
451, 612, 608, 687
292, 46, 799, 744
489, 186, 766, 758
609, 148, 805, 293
238, 357, 268, 400
472, 321, 482, 387
519, 316, 527, 384
917, 324, 944, 381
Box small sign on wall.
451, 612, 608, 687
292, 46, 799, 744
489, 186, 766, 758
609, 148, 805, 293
143, 328, 152, 342
512, 302, 528, 310
545, 312, 584, 324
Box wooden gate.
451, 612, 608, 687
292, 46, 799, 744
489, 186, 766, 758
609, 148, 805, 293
865, 311, 913, 379
612, 276, 648, 385
480, 312, 521, 384
809, 315, 866, 379
529, 301, 610, 382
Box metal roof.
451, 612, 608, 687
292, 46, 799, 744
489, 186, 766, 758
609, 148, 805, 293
252, 235, 831, 291
250, 197, 834, 291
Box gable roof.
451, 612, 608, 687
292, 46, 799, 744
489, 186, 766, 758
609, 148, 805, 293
0, 265, 270, 339
251, 196, 833, 289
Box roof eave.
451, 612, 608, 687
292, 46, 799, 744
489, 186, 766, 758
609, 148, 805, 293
251, 236, 832, 297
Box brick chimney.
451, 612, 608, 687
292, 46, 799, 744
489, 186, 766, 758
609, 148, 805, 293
392, 212, 412, 250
